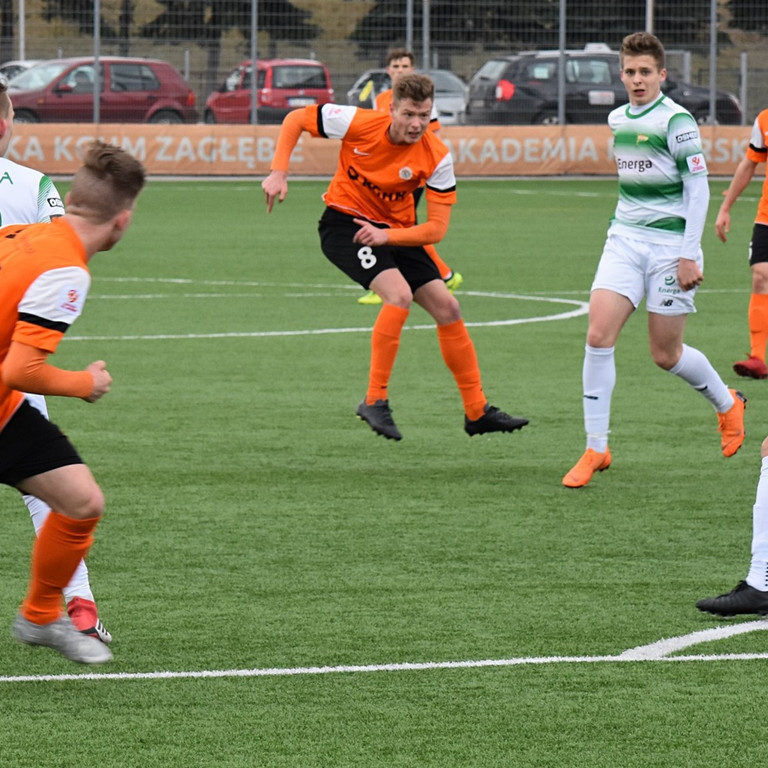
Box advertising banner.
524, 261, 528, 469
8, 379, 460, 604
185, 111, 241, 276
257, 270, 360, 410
5, 123, 750, 177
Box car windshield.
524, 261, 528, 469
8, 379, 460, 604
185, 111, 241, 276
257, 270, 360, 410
427, 71, 464, 93
272, 66, 327, 89
473, 60, 511, 81
9, 61, 69, 90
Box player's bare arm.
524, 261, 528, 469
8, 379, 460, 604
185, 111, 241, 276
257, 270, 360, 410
716, 156, 758, 243
714, 209, 732, 243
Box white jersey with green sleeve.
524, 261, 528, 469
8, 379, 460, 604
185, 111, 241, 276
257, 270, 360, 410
608, 94, 707, 242
0, 156, 64, 227
0, 157, 63, 417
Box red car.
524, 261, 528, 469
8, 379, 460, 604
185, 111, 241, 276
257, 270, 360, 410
204, 58, 334, 124
9, 56, 198, 123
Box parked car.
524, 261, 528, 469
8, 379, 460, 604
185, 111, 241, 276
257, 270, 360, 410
8, 57, 198, 123
204, 58, 334, 124
0, 59, 44, 82
347, 68, 469, 125
347, 68, 390, 107
466, 45, 742, 125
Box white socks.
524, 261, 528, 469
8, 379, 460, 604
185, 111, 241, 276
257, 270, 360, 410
747, 456, 768, 592
668, 344, 733, 413
582, 345, 615, 454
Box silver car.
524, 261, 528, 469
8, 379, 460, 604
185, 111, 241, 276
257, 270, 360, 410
347, 68, 468, 125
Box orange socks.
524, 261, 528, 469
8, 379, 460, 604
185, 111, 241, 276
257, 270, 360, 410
22, 511, 100, 625
424, 244, 452, 281
749, 293, 768, 361
366, 304, 409, 404
437, 319, 487, 420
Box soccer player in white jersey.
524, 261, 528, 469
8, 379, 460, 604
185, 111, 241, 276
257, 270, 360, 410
0, 79, 112, 642
562, 31, 746, 488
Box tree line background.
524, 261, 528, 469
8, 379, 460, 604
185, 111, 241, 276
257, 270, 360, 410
1, 0, 767, 118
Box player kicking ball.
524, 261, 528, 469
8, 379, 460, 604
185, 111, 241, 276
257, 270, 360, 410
262, 73, 528, 440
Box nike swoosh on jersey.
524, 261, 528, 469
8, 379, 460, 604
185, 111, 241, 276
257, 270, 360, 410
353, 148, 371, 156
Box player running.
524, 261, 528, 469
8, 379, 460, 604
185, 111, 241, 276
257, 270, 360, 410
562, 32, 745, 488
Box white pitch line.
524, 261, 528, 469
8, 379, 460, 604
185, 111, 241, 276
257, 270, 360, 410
618, 619, 768, 660
2, 621, 768, 684
65, 291, 589, 341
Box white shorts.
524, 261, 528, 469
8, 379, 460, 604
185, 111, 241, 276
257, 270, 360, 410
591, 230, 700, 315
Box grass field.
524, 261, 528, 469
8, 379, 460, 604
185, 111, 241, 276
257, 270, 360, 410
3, 177, 768, 767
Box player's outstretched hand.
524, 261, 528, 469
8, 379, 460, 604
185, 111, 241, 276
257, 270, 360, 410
83, 361, 112, 403
262, 170, 288, 213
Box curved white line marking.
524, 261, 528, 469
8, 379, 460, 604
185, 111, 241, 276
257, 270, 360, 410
66, 289, 589, 341
618, 619, 768, 660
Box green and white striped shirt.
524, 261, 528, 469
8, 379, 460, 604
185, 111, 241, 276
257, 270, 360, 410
608, 94, 707, 243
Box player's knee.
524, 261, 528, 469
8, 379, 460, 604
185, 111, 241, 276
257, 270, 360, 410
385, 288, 413, 308
61, 485, 105, 520
585, 328, 613, 348
651, 349, 677, 370
431, 294, 461, 325
752, 273, 768, 293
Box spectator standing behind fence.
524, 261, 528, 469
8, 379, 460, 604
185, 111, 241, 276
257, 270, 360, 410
1, 140, 145, 664
356, 49, 463, 306
562, 31, 746, 489
0, 79, 113, 645
714, 110, 768, 380
262, 73, 528, 441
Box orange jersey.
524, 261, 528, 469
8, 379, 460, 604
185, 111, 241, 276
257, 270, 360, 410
746, 109, 768, 225
374, 88, 441, 133
0, 218, 90, 430
302, 104, 456, 227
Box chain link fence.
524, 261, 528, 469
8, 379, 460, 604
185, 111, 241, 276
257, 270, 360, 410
3, 0, 767, 123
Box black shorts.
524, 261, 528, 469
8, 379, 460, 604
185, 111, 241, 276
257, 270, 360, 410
318, 207, 441, 291
0, 400, 83, 487
749, 223, 768, 266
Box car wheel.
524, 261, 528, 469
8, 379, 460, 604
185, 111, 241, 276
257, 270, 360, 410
13, 109, 39, 124
203, 109, 217, 124
148, 110, 184, 124
534, 109, 560, 125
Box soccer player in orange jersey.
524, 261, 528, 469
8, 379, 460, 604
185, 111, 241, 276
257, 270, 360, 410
0, 79, 112, 645
715, 109, 768, 380
356, 49, 462, 306
0, 141, 145, 664
262, 73, 527, 440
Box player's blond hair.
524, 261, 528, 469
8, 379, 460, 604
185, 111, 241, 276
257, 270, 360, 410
620, 31, 666, 70
393, 73, 434, 105
68, 140, 146, 223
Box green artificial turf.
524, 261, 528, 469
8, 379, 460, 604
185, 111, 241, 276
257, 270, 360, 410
1, 178, 767, 767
